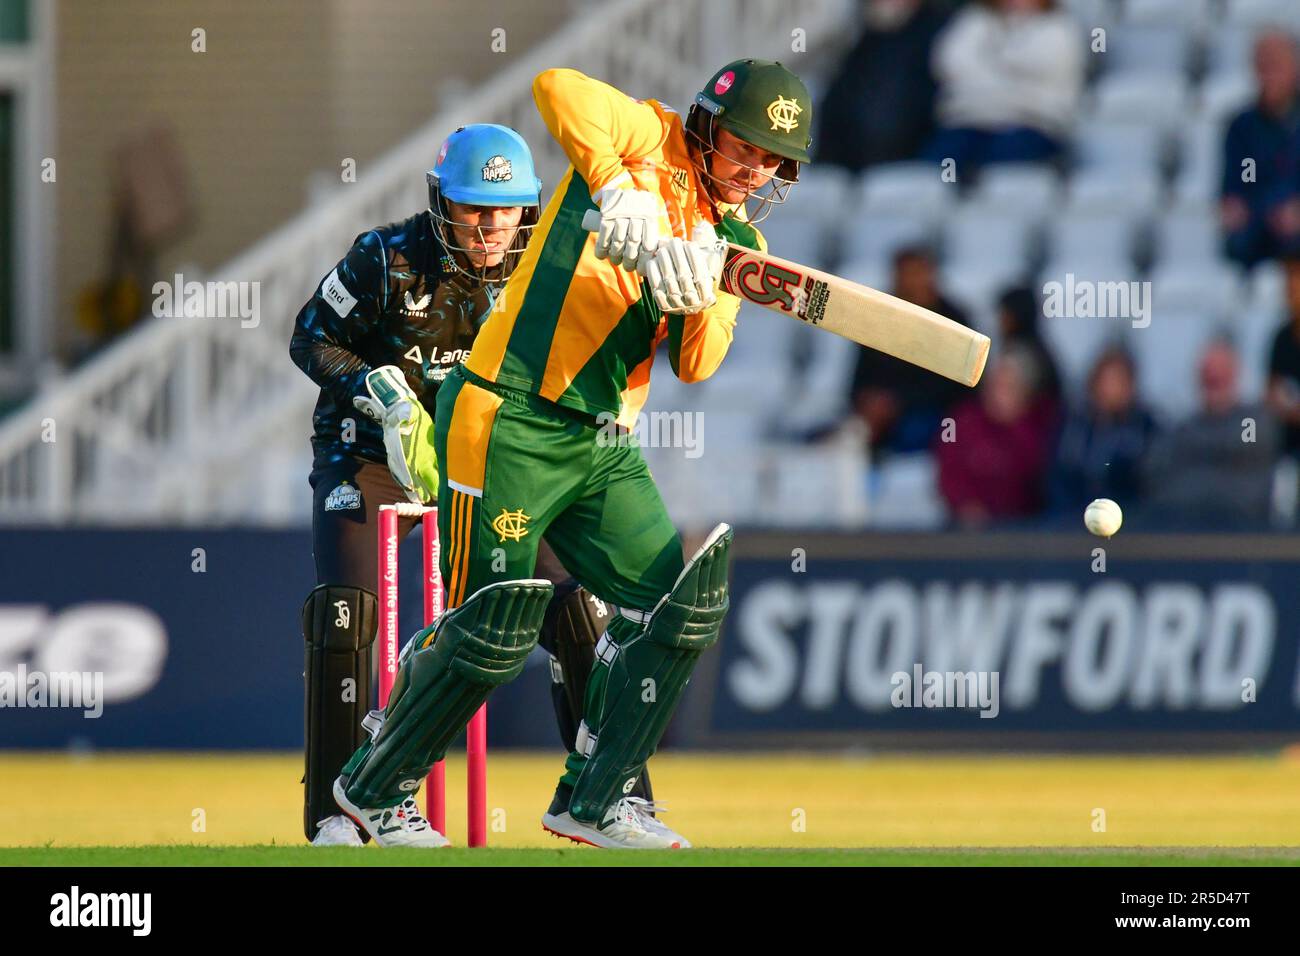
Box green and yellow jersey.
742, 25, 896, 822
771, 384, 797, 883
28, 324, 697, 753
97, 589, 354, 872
465, 68, 766, 428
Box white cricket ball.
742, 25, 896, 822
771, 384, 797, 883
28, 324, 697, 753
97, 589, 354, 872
1084, 498, 1123, 538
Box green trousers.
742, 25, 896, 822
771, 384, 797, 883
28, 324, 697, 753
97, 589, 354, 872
433, 365, 683, 619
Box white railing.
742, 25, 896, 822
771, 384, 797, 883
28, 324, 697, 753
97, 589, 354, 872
0, 0, 851, 524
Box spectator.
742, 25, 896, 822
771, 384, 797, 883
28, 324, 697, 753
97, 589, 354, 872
1221, 30, 1300, 268
935, 345, 1058, 527
922, 0, 1082, 173
1266, 253, 1300, 455
997, 286, 1062, 401
816, 0, 955, 174
1049, 346, 1158, 513
1143, 339, 1279, 527
849, 246, 971, 453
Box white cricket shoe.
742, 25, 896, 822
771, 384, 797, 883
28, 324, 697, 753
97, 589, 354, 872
333, 778, 450, 848
623, 798, 692, 849
310, 813, 364, 847
542, 797, 685, 849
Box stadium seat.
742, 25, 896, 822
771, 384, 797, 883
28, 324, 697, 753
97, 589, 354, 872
1223, 0, 1300, 29
644, 445, 763, 529
837, 256, 892, 296
1066, 167, 1163, 216
787, 166, 854, 222
1205, 24, 1257, 77
972, 163, 1062, 219
1172, 118, 1226, 204
772, 444, 869, 528
869, 453, 946, 530
1152, 204, 1222, 265
1088, 70, 1191, 129
942, 202, 1038, 288
1131, 310, 1224, 419
1102, 23, 1195, 76
1061, 0, 1116, 26
1149, 262, 1244, 316
840, 214, 937, 265
1238, 303, 1282, 401
728, 297, 802, 366
1248, 259, 1285, 314
857, 162, 953, 217
940, 266, 1005, 337
1199, 71, 1256, 123
1047, 211, 1143, 268
1072, 119, 1166, 173
775, 332, 860, 436
1123, 0, 1212, 27
762, 216, 828, 269
1037, 304, 1132, 394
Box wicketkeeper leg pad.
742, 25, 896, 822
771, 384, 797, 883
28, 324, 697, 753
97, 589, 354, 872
302, 584, 377, 840
568, 523, 731, 824
340, 579, 553, 809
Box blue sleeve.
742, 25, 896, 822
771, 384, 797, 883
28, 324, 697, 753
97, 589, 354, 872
289, 230, 387, 407
1221, 112, 1250, 200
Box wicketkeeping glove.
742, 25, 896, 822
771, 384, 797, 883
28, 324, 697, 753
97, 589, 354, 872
352, 366, 439, 505
592, 186, 664, 271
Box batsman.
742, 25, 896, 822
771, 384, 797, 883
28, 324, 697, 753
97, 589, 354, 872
334, 59, 811, 848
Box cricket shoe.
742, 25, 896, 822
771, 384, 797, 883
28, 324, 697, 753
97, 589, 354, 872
310, 813, 364, 847
622, 797, 692, 849
332, 777, 450, 848
542, 795, 684, 849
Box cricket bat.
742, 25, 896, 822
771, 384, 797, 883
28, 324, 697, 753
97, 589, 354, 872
581, 210, 989, 387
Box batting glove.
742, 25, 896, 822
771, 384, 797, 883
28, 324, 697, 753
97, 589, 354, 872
592, 186, 663, 271
643, 227, 725, 315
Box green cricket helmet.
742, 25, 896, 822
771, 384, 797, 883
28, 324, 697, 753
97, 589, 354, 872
686, 58, 812, 222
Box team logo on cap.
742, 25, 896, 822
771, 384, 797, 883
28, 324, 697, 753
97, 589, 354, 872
766, 95, 803, 133
482, 155, 513, 182
714, 71, 735, 95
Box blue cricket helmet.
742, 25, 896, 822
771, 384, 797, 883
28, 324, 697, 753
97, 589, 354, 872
426, 124, 542, 208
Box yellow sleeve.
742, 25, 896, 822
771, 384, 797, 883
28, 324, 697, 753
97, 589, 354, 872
669, 301, 736, 384
532, 68, 669, 197
668, 225, 766, 383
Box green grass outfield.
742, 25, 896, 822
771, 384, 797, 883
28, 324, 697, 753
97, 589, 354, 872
3, 846, 1298, 867
6, 751, 1300, 862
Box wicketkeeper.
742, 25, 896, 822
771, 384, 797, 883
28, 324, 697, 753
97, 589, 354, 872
333, 59, 811, 848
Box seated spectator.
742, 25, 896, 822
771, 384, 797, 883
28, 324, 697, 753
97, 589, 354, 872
1049, 346, 1158, 513
816, 0, 954, 174
935, 345, 1058, 527
1266, 253, 1300, 455
922, 0, 1082, 174
1221, 30, 1300, 268
849, 246, 972, 454
997, 286, 1062, 401
1143, 339, 1280, 527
